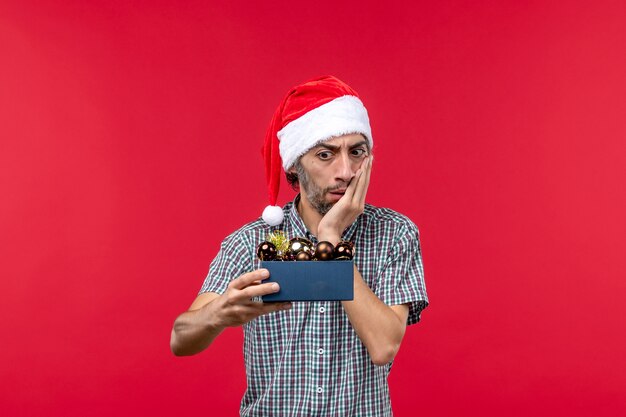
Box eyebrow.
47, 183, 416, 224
316, 140, 369, 152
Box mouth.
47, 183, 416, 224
327, 189, 346, 201
328, 190, 346, 197
328, 188, 346, 195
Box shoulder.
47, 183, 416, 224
222, 217, 270, 246
360, 204, 421, 239
221, 203, 293, 245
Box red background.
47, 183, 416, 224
2, 1, 625, 416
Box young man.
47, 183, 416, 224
170, 76, 428, 416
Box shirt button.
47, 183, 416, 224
318, 348, 325, 355
319, 307, 325, 313
316, 386, 323, 394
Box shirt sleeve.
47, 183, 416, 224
376, 221, 429, 325
199, 229, 253, 295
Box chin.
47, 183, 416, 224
314, 200, 334, 215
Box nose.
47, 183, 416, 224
334, 151, 354, 184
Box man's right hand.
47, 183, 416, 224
206, 268, 292, 328
170, 269, 291, 356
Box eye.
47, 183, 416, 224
317, 151, 333, 160
351, 148, 367, 157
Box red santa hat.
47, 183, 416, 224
261, 75, 373, 226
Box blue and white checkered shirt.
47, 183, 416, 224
200, 195, 428, 416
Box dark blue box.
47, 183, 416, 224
261, 260, 354, 302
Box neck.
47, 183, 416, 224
297, 193, 323, 237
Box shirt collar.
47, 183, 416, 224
285, 194, 360, 243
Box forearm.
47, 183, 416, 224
170, 302, 224, 356
341, 266, 407, 366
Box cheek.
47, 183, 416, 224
351, 160, 363, 172
308, 159, 322, 169
304, 162, 325, 181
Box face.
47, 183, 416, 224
292, 133, 370, 215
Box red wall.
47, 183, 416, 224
2, 1, 625, 416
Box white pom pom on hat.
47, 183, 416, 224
262, 205, 284, 226
261, 75, 373, 226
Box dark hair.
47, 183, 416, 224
285, 160, 302, 191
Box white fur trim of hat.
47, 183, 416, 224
277, 95, 373, 170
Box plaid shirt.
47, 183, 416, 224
200, 195, 428, 417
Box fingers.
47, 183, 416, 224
342, 158, 366, 200
218, 269, 292, 327
238, 281, 281, 300
229, 269, 270, 290
352, 156, 372, 204
221, 299, 291, 327
237, 297, 292, 313
258, 301, 292, 315
228, 268, 284, 302
347, 156, 370, 206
